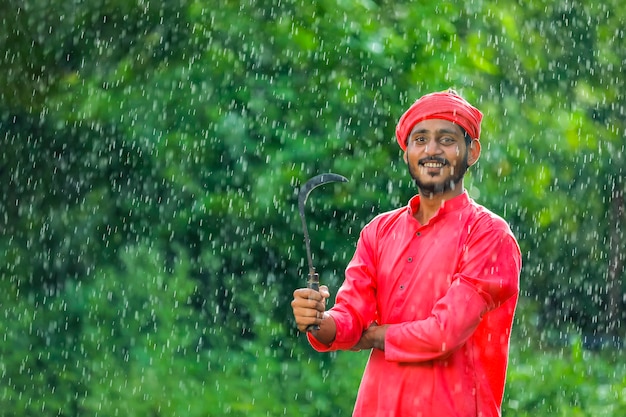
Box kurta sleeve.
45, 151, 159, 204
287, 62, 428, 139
384, 219, 521, 363
308, 222, 380, 352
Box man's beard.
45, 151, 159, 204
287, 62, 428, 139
408, 152, 469, 195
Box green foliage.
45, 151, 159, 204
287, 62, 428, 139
506, 330, 626, 416
1, 0, 625, 415
1, 243, 202, 415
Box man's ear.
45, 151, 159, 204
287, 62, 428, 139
403, 150, 408, 163
468, 139, 481, 166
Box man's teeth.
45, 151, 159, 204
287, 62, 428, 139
423, 162, 443, 168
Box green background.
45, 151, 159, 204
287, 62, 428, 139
1, 0, 625, 415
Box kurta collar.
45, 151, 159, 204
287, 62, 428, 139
406, 191, 471, 222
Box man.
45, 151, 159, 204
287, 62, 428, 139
291, 89, 522, 416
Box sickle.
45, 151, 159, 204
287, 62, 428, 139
298, 173, 349, 330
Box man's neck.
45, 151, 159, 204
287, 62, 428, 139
415, 187, 464, 225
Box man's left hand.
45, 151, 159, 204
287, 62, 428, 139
351, 322, 389, 351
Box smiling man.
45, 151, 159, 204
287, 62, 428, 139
291, 89, 522, 417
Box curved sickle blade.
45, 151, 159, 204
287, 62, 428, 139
298, 173, 349, 277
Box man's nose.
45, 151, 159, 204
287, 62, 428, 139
424, 139, 442, 155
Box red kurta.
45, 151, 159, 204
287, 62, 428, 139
309, 192, 521, 417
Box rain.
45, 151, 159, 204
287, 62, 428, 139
0, 0, 624, 415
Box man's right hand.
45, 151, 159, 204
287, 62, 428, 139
291, 285, 330, 333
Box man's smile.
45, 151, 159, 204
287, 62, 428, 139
419, 158, 448, 169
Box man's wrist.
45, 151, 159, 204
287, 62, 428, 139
374, 324, 388, 351
310, 312, 336, 346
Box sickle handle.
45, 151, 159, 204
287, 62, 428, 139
306, 271, 320, 331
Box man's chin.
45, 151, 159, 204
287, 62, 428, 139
414, 176, 463, 195
415, 181, 446, 195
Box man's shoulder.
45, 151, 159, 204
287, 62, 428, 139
360, 205, 408, 237
468, 201, 516, 237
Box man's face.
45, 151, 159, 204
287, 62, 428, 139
404, 119, 475, 196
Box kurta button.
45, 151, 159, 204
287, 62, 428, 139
416, 232, 421, 236
407, 257, 413, 262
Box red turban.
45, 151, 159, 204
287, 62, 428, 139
395, 90, 483, 151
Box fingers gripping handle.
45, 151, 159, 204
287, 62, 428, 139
306, 271, 320, 331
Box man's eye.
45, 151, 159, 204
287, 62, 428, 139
411, 136, 426, 143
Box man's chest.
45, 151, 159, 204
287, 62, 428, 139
375, 224, 469, 322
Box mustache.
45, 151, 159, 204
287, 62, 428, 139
418, 157, 448, 165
